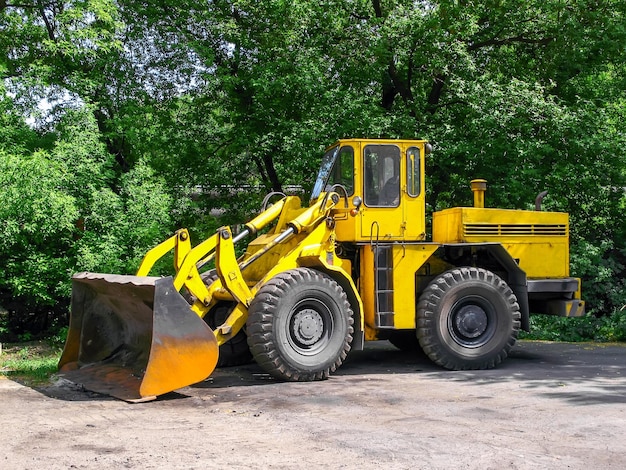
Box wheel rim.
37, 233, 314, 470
448, 295, 497, 348
287, 298, 334, 356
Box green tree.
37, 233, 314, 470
1, 0, 626, 339
0, 105, 176, 337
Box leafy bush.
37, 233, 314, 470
0, 108, 177, 339
0, 149, 79, 307
522, 311, 626, 343
74, 159, 175, 275
570, 240, 626, 316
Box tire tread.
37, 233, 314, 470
417, 267, 520, 370
247, 268, 354, 381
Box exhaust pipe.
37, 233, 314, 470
535, 190, 548, 211
470, 179, 487, 208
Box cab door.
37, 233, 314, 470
360, 144, 404, 240
359, 143, 426, 241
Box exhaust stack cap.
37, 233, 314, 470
470, 179, 487, 208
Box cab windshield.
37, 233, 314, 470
310, 145, 339, 200
310, 145, 355, 201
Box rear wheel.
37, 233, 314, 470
417, 267, 520, 370
247, 268, 354, 381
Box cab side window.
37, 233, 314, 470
406, 147, 421, 197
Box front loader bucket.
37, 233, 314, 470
58, 273, 219, 402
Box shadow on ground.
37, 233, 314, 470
32, 340, 626, 405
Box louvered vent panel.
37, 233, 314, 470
463, 224, 567, 237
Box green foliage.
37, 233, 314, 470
0, 85, 40, 153
0, 104, 176, 335
74, 159, 175, 274
570, 240, 626, 316
1, 0, 626, 343
522, 312, 626, 343
1, 0, 123, 115
49, 326, 69, 348
0, 148, 79, 305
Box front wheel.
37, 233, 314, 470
417, 267, 520, 370
246, 268, 354, 381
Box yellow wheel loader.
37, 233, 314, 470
59, 139, 585, 401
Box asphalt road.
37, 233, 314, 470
1, 340, 625, 469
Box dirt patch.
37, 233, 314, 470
0, 340, 57, 356
2, 340, 626, 469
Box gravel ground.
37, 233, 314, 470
1, 340, 625, 469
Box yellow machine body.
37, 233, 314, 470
433, 207, 570, 278
60, 138, 584, 401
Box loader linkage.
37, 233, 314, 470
59, 193, 345, 401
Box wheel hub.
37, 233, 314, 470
453, 304, 488, 339
292, 308, 324, 346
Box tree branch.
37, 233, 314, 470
426, 74, 446, 114
468, 34, 555, 51
36, 0, 56, 42
371, 0, 383, 18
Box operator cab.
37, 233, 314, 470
311, 139, 430, 242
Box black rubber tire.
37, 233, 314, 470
416, 267, 520, 370
246, 268, 354, 381
190, 270, 253, 368
388, 330, 421, 352
203, 301, 253, 368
